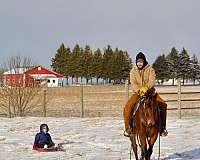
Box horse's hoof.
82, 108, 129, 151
123, 131, 130, 137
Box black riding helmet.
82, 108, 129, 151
40, 124, 49, 132
136, 52, 148, 69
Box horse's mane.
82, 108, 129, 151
144, 89, 157, 100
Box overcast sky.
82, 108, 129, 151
0, 0, 200, 68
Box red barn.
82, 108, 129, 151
3, 66, 64, 87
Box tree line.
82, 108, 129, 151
52, 44, 200, 85
51, 43, 132, 84
153, 47, 200, 85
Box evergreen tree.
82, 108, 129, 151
79, 48, 85, 83
153, 54, 169, 84
102, 45, 114, 83
108, 48, 117, 82
111, 49, 132, 83
178, 48, 191, 85
166, 47, 179, 85
82, 45, 93, 83
70, 44, 82, 84
121, 51, 132, 81
51, 43, 71, 84
92, 48, 103, 84
189, 54, 200, 84
51, 43, 67, 74
64, 47, 71, 84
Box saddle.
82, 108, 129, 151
132, 88, 157, 116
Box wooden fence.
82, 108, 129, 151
1, 81, 200, 118
65, 81, 200, 118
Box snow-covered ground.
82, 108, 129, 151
0, 117, 200, 160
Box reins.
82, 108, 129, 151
157, 104, 161, 160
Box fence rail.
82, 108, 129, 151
168, 106, 200, 110
166, 99, 200, 102
159, 91, 200, 95
0, 82, 200, 118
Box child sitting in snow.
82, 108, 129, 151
33, 124, 55, 149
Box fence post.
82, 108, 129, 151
8, 96, 11, 118
125, 79, 130, 103
80, 83, 84, 118
43, 89, 47, 117
177, 78, 182, 119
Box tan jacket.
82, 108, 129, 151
130, 64, 156, 93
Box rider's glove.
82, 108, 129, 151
138, 86, 148, 97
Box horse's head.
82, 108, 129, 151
140, 90, 158, 128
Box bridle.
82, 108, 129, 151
139, 95, 158, 132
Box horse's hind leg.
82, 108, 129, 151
130, 135, 138, 160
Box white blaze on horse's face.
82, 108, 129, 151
144, 98, 156, 127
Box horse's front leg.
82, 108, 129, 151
139, 134, 148, 160
147, 132, 158, 159
130, 135, 139, 160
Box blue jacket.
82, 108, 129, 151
34, 131, 54, 145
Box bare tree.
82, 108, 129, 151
0, 55, 43, 117
0, 69, 4, 86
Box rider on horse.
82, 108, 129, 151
123, 52, 168, 137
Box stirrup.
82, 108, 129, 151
123, 130, 130, 137
160, 129, 168, 137
123, 129, 136, 137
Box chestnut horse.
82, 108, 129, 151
130, 90, 160, 160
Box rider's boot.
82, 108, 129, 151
124, 114, 132, 137
156, 93, 168, 137
123, 94, 138, 137
124, 117, 136, 137
124, 126, 132, 137
160, 127, 168, 137
159, 104, 168, 137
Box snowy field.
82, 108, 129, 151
0, 116, 200, 160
